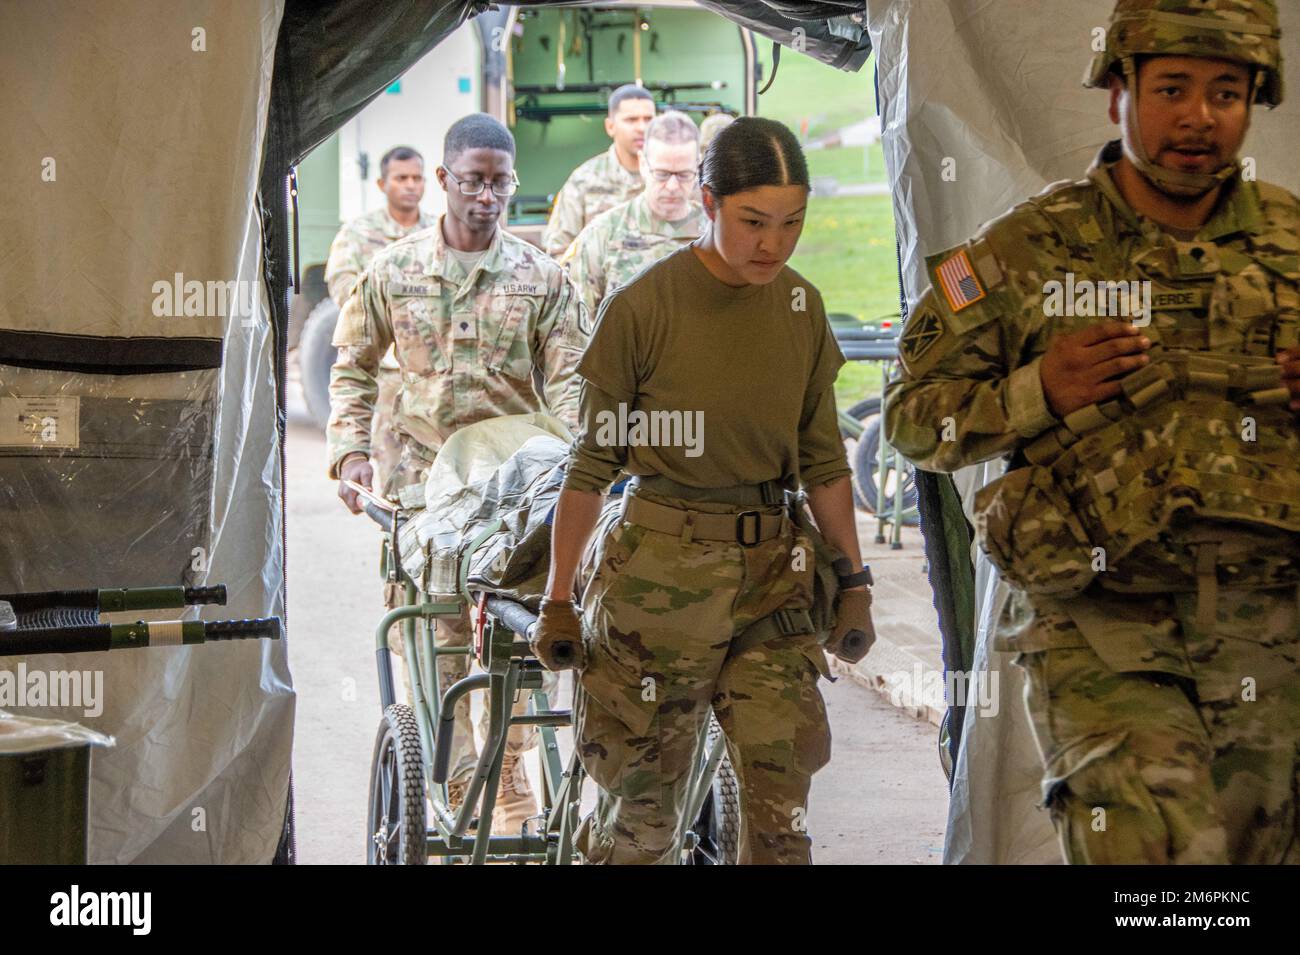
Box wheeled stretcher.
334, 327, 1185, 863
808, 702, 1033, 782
358, 414, 743, 864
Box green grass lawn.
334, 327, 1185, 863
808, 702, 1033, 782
756, 49, 875, 141
806, 144, 887, 186
786, 193, 901, 405
754, 52, 893, 405
790, 194, 899, 321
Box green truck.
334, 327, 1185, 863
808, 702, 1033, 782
292, 1, 760, 426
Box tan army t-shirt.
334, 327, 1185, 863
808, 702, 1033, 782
564, 245, 850, 493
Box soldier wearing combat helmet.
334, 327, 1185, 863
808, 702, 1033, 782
886, 0, 1300, 864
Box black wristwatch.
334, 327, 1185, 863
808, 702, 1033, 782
833, 557, 874, 589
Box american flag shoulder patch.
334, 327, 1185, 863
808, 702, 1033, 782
934, 247, 986, 313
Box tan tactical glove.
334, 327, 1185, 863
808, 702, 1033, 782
531, 598, 587, 672
824, 588, 876, 664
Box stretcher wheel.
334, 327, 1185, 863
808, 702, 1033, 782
687, 717, 741, 865
367, 704, 428, 865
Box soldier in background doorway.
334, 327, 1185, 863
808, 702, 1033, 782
539, 84, 655, 258
324, 145, 435, 488
563, 110, 708, 320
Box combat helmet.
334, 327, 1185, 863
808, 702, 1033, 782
1084, 0, 1283, 196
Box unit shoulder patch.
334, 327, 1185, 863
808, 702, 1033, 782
899, 305, 944, 367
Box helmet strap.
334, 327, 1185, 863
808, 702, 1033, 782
1118, 56, 1240, 198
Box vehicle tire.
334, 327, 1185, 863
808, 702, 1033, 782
287, 293, 310, 353
288, 265, 330, 352
841, 397, 881, 512
299, 297, 340, 431
853, 414, 920, 525
367, 703, 428, 865
686, 715, 741, 865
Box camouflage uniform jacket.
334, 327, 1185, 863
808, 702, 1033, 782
884, 140, 1300, 667
326, 217, 588, 485
540, 144, 645, 257
885, 139, 1300, 475
564, 192, 707, 319
324, 206, 436, 306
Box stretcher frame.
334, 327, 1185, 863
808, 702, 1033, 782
360, 484, 583, 864
358, 483, 741, 865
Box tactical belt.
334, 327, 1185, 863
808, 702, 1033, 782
1094, 536, 1230, 631
624, 475, 820, 656
628, 473, 789, 507
620, 493, 785, 547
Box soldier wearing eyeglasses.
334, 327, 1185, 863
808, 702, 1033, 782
563, 111, 709, 321
326, 113, 588, 833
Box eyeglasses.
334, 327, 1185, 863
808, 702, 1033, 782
647, 168, 697, 185
441, 166, 520, 197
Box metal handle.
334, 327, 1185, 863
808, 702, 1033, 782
834, 629, 870, 664
346, 480, 392, 510
203, 617, 282, 641
363, 502, 392, 529
184, 585, 227, 606
432, 710, 457, 784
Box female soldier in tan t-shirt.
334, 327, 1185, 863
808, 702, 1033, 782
533, 117, 877, 865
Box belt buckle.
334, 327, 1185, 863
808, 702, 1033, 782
736, 510, 761, 548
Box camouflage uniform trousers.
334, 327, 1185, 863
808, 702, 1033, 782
1008, 583, 1300, 864
381, 445, 558, 785
574, 489, 833, 865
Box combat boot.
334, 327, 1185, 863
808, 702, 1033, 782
443, 779, 484, 831
446, 780, 468, 815
490, 754, 537, 835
